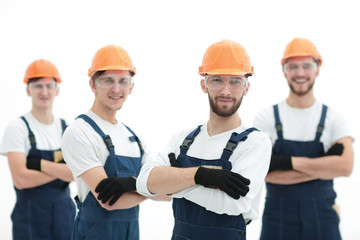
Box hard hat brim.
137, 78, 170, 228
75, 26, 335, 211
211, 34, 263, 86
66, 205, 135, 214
281, 53, 322, 66
88, 67, 136, 77
199, 69, 254, 76
24, 75, 62, 84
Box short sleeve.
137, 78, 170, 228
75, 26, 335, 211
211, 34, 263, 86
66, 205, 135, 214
253, 106, 277, 145
0, 118, 28, 156
61, 122, 103, 178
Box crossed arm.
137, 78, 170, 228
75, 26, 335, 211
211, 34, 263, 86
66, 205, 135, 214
266, 137, 354, 184
7, 152, 73, 189
147, 166, 198, 195
80, 166, 171, 211
80, 166, 147, 211
136, 135, 271, 216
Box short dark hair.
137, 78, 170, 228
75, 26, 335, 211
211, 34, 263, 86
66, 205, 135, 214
91, 71, 105, 82
27, 77, 57, 85
91, 70, 135, 82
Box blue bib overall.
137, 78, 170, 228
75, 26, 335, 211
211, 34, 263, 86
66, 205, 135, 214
72, 114, 143, 240
11, 116, 76, 240
172, 126, 257, 240
260, 104, 341, 240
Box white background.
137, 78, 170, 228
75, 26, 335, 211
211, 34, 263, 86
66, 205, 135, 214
0, 0, 359, 239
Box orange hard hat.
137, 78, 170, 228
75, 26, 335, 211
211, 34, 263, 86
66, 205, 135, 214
281, 38, 322, 66
88, 44, 136, 77
24, 59, 61, 84
199, 39, 254, 76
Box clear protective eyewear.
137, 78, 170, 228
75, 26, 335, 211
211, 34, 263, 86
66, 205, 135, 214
205, 75, 247, 92
96, 76, 134, 89
29, 82, 58, 91
284, 61, 317, 74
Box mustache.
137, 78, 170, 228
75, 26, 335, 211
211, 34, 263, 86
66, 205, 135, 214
215, 96, 235, 101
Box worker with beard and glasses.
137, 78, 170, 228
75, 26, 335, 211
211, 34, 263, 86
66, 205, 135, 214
136, 39, 272, 240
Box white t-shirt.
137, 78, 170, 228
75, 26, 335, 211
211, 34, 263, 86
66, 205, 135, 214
61, 110, 151, 202
0, 112, 65, 156
253, 100, 353, 151
136, 122, 272, 221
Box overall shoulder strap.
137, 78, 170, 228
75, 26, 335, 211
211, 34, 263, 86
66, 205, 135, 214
60, 118, 67, 134
123, 124, 144, 157
76, 114, 115, 155
20, 116, 36, 147
273, 104, 283, 140
220, 127, 258, 161
180, 125, 203, 155
315, 104, 328, 141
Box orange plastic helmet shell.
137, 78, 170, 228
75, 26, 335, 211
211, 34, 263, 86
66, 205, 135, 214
88, 45, 136, 77
24, 59, 61, 84
199, 39, 254, 76
281, 38, 322, 66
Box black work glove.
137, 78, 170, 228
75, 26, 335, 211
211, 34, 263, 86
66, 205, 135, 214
168, 153, 181, 167
325, 143, 344, 156
26, 157, 42, 171
194, 167, 250, 199
268, 155, 293, 173
95, 177, 136, 206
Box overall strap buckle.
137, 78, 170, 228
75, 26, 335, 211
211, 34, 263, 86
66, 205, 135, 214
273, 104, 283, 139
179, 125, 203, 155
221, 128, 258, 161
224, 141, 239, 152
181, 139, 194, 149
102, 135, 114, 149
20, 116, 37, 147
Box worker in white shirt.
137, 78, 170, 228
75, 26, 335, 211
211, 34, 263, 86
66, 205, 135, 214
0, 59, 75, 240
254, 38, 354, 240
61, 44, 170, 240
136, 39, 272, 240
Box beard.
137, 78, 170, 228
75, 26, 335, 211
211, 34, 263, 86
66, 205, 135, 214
288, 77, 315, 96
208, 94, 243, 117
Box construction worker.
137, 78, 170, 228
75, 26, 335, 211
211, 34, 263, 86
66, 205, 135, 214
254, 38, 354, 240
0, 59, 76, 240
61, 44, 170, 240
136, 39, 272, 239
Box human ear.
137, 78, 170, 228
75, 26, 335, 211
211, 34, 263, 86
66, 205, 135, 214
201, 79, 208, 93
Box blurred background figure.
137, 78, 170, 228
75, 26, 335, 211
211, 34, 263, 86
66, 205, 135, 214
254, 38, 354, 240
0, 59, 75, 240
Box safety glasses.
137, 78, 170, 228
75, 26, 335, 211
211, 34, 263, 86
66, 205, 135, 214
205, 75, 247, 92
96, 76, 133, 89
28, 82, 58, 91
284, 61, 317, 74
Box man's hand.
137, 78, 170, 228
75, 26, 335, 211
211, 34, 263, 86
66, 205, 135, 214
194, 167, 250, 199
95, 177, 136, 206
26, 157, 42, 171
268, 143, 344, 173
325, 143, 344, 156
268, 155, 293, 173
